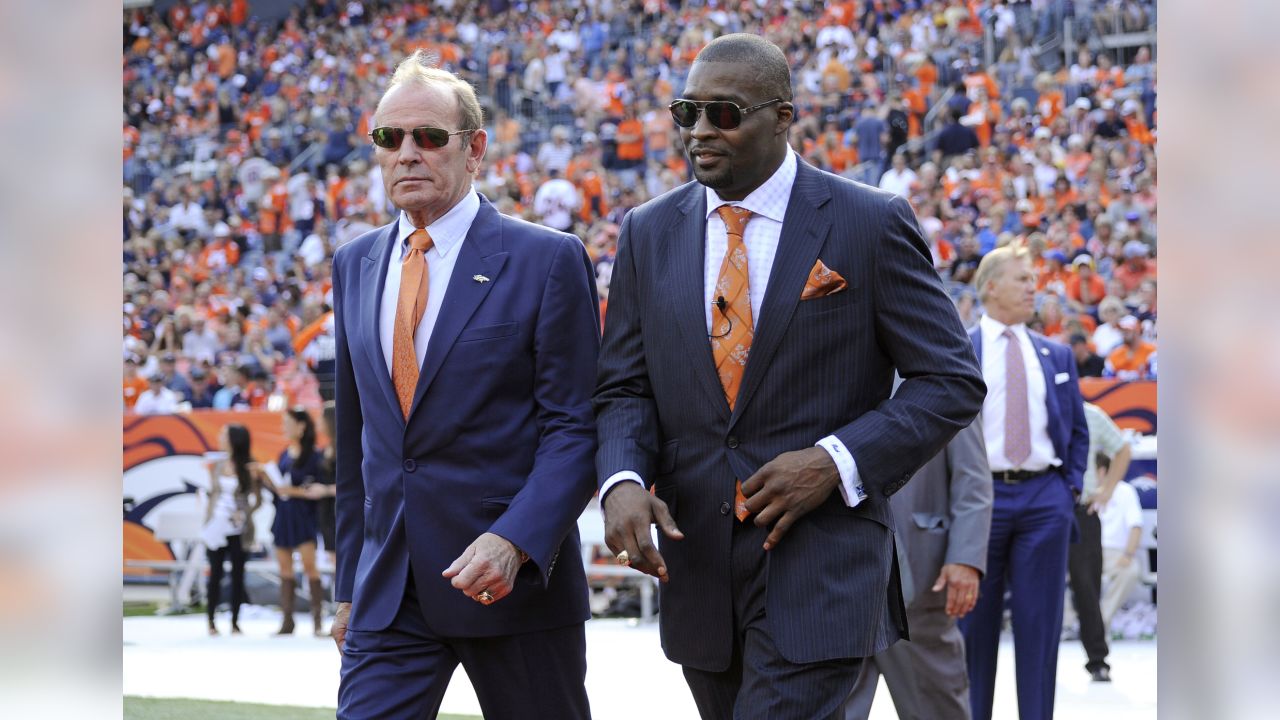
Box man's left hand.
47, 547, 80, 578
741, 447, 841, 551
442, 532, 525, 605
932, 563, 981, 618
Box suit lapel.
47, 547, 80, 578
408, 199, 509, 421
667, 187, 731, 421
729, 161, 832, 429
970, 326, 983, 364
360, 222, 403, 424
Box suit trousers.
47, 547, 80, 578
960, 473, 1074, 720
682, 520, 862, 720
841, 594, 971, 720
338, 570, 590, 720
1067, 505, 1109, 672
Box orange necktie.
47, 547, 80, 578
392, 229, 433, 419
710, 205, 754, 520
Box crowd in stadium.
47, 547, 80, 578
123, 0, 1157, 414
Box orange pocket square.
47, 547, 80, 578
800, 259, 848, 300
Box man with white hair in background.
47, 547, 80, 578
960, 244, 1088, 720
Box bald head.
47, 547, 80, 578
694, 34, 792, 103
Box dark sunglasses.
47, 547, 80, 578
668, 98, 783, 130
369, 126, 470, 150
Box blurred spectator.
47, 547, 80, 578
533, 167, 581, 232
168, 185, 207, 238
187, 366, 219, 409
1113, 240, 1157, 298
182, 316, 221, 365
878, 152, 918, 198
536, 125, 575, 175
1104, 315, 1157, 380
1097, 474, 1145, 630
1066, 254, 1107, 313
853, 102, 887, 181
135, 373, 181, 415
1092, 296, 1129, 358
157, 352, 192, 399
1071, 333, 1107, 378
936, 109, 981, 159
123, 354, 148, 410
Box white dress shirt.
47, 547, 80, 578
602, 151, 867, 508
978, 314, 1061, 472
378, 190, 480, 377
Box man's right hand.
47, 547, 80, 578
332, 602, 351, 652
602, 482, 683, 582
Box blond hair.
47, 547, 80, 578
379, 50, 484, 131
973, 244, 1030, 303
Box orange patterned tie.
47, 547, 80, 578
711, 205, 754, 520
392, 229, 433, 419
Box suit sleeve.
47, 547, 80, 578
941, 416, 993, 575
487, 234, 601, 584
832, 194, 987, 497
331, 248, 365, 604
593, 210, 663, 487
1062, 349, 1089, 495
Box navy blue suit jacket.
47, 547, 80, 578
594, 160, 986, 670
332, 195, 600, 637
968, 325, 1089, 497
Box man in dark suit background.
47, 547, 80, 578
959, 244, 1089, 720
329, 53, 599, 719
842, 417, 992, 719
594, 34, 985, 719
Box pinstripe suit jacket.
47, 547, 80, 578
595, 159, 986, 671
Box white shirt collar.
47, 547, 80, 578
979, 313, 1028, 345
704, 149, 797, 223
394, 189, 480, 260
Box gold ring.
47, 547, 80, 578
477, 590, 494, 604
616, 550, 630, 566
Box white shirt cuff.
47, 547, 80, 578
600, 471, 644, 512
816, 435, 866, 508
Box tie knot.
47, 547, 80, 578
716, 205, 753, 237
408, 228, 434, 253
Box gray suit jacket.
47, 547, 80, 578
890, 417, 992, 607
595, 159, 986, 671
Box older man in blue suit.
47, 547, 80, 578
594, 34, 986, 719
329, 52, 599, 719
959, 244, 1089, 720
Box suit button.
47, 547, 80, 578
720, 502, 731, 516
403, 459, 417, 472
726, 436, 740, 449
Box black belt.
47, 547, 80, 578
992, 468, 1049, 483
